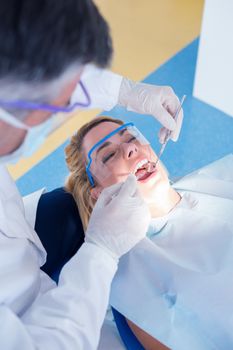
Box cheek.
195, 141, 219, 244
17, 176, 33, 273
158, 163, 169, 181
143, 145, 157, 161
107, 157, 131, 175
101, 173, 127, 188
99, 161, 130, 187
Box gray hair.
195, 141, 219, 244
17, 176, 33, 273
0, 63, 83, 121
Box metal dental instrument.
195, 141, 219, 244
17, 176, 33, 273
151, 94, 186, 170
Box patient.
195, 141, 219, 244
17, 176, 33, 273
65, 116, 233, 350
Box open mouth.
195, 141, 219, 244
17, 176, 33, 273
134, 159, 157, 182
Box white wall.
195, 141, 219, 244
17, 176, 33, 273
193, 0, 233, 117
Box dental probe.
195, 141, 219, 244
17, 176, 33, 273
150, 94, 186, 170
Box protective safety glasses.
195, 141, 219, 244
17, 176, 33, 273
0, 80, 91, 113
86, 122, 150, 187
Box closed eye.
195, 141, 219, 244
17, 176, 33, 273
102, 151, 116, 163
102, 137, 136, 163
126, 136, 136, 143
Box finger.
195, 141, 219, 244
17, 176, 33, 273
118, 187, 145, 209
96, 181, 124, 207
153, 105, 176, 131
163, 97, 180, 116
130, 187, 145, 205
117, 174, 138, 199
170, 108, 184, 142
158, 127, 167, 144
158, 106, 184, 143
95, 174, 138, 208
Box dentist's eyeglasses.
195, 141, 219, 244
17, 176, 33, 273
0, 80, 91, 113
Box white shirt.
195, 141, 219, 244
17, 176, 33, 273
0, 65, 125, 350
110, 154, 233, 350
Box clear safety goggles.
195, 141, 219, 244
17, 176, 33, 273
86, 122, 150, 187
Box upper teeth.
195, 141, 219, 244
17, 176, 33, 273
134, 159, 148, 174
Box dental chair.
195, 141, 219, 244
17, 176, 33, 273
35, 187, 85, 278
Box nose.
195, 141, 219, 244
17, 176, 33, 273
122, 142, 138, 159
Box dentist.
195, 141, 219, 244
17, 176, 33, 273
0, 0, 183, 349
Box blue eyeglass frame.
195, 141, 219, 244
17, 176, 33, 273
0, 80, 91, 113
86, 122, 134, 187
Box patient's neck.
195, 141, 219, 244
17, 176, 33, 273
148, 186, 181, 218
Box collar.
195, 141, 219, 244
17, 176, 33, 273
147, 192, 198, 237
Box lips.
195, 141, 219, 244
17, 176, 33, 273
135, 167, 148, 179
133, 159, 149, 175
134, 160, 157, 182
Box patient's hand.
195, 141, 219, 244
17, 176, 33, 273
126, 318, 171, 350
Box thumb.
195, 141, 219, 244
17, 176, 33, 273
153, 105, 176, 131
96, 181, 125, 208
158, 108, 184, 143
170, 108, 183, 142
117, 174, 138, 199
95, 174, 138, 207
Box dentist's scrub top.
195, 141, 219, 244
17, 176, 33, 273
0, 165, 125, 350
110, 154, 233, 350
0, 64, 126, 350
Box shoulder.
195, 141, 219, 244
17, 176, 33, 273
173, 154, 233, 199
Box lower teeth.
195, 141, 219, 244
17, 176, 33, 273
136, 171, 150, 180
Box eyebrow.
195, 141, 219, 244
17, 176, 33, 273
95, 128, 127, 155
96, 141, 111, 155
119, 128, 127, 136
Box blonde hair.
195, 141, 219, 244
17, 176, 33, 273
65, 116, 123, 231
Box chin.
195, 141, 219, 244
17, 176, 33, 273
139, 175, 170, 201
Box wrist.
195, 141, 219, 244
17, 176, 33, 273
84, 240, 119, 264
118, 77, 136, 106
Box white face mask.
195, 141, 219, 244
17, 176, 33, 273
0, 108, 67, 165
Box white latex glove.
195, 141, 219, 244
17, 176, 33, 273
118, 78, 184, 143
85, 174, 151, 260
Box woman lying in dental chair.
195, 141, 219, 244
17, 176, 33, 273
65, 116, 233, 350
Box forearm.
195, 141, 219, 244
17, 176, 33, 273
71, 64, 123, 111
0, 230, 117, 350
126, 318, 171, 350
21, 243, 118, 350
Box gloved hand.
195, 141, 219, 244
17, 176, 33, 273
85, 174, 151, 260
118, 78, 184, 143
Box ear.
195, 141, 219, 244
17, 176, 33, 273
90, 186, 102, 201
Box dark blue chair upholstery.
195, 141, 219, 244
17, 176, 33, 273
35, 187, 85, 277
